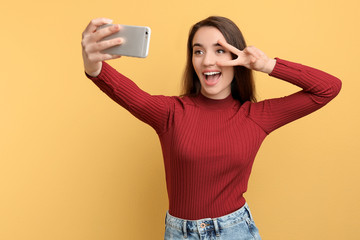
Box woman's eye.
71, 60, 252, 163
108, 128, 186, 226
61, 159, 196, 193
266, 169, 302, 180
217, 49, 225, 54
194, 50, 203, 55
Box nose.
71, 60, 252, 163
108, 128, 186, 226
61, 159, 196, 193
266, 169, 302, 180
202, 52, 216, 66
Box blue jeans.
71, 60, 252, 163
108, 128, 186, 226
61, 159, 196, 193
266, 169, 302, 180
164, 203, 261, 240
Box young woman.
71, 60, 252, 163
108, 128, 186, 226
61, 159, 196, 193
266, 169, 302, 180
81, 16, 341, 240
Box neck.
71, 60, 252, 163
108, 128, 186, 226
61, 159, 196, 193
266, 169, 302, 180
194, 92, 237, 110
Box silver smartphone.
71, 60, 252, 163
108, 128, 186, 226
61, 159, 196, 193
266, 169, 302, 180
97, 24, 151, 58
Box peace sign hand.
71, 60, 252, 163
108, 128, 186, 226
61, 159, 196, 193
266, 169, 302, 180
216, 40, 276, 74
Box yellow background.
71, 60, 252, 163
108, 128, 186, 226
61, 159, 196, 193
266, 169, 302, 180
1, 0, 359, 239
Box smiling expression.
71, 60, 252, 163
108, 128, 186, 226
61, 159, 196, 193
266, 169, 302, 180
192, 26, 234, 99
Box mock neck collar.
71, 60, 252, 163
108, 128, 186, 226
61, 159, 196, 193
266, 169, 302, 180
194, 93, 237, 110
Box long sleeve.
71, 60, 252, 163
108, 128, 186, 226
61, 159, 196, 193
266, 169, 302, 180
248, 58, 342, 134
86, 62, 174, 134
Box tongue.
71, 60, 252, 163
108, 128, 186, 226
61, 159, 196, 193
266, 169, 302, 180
206, 73, 220, 83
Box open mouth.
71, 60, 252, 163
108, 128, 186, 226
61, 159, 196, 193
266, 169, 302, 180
203, 71, 222, 86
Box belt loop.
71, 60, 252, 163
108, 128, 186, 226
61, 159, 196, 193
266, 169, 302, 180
182, 220, 188, 238
213, 218, 220, 237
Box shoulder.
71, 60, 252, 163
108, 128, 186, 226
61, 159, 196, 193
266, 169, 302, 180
238, 100, 272, 118
167, 95, 197, 108
152, 95, 197, 111
239, 100, 252, 114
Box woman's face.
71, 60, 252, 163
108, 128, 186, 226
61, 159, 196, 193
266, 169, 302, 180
192, 26, 234, 99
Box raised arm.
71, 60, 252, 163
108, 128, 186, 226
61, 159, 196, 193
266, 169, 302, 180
81, 18, 174, 135
217, 40, 342, 134
251, 58, 341, 133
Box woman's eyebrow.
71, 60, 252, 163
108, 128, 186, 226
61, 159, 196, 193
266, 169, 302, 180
193, 43, 222, 47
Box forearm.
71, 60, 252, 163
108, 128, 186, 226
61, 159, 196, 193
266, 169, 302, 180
269, 58, 342, 104
86, 62, 172, 134
249, 58, 342, 134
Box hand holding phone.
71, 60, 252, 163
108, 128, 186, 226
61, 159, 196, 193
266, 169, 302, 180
97, 24, 151, 58
82, 18, 123, 77
82, 18, 151, 76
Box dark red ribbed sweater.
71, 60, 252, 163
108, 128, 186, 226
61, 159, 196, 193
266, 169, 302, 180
87, 58, 341, 220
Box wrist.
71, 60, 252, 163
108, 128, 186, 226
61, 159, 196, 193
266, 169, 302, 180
86, 69, 101, 77
262, 58, 276, 74
85, 62, 102, 77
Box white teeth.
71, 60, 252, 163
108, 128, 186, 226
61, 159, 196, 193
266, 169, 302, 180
204, 72, 221, 76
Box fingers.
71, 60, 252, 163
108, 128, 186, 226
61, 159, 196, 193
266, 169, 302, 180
98, 54, 122, 62
83, 18, 113, 36
217, 39, 241, 55
82, 18, 124, 63
215, 43, 269, 71
85, 52, 122, 65
82, 17, 123, 46
216, 40, 241, 67
243, 46, 265, 59
243, 46, 272, 72
82, 35, 123, 61
217, 59, 239, 67
83, 24, 122, 46
93, 24, 123, 43
90, 37, 124, 53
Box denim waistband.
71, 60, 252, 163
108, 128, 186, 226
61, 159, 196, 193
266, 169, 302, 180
165, 203, 253, 236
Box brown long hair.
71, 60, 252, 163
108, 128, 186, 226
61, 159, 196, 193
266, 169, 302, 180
181, 16, 256, 103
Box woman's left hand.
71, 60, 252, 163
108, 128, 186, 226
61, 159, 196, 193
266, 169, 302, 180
216, 40, 276, 74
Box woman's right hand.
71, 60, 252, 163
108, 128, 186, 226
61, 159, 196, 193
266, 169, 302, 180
81, 18, 123, 77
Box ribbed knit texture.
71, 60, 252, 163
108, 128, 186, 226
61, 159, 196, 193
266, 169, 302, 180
87, 58, 341, 220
